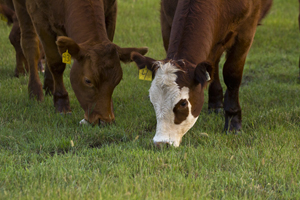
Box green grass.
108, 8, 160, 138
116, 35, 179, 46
0, 0, 300, 199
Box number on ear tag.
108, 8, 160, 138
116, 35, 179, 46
0, 14, 8, 23
62, 50, 71, 64
139, 67, 152, 81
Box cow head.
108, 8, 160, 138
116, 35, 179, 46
56, 36, 148, 125
131, 52, 212, 147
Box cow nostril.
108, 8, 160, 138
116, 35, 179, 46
154, 141, 170, 149
98, 119, 115, 127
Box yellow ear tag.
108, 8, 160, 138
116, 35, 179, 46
62, 50, 71, 64
0, 14, 8, 23
139, 66, 152, 81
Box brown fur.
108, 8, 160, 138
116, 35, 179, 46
132, 0, 272, 132
2, 0, 147, 125
0, 4, 14, 24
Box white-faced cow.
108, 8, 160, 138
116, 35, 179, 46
132, 0, 272, 147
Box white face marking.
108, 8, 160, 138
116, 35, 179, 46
149, 62, 198, 147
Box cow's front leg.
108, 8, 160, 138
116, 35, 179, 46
223, 32, 255, 133
160, 5, 172, 52
208, 57, 224, 114
105, 1, 117, 42
48, 61, 70, 113
29, 26, 70, 113
43, 62, 54, 96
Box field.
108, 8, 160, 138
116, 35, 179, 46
0, 0, 299, 199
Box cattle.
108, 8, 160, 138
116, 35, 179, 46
132, 0, 272, 147
0, 4, 44, 77
3, 0, 148, 125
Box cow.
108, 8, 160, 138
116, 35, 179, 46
3, 0, 148, 125
131, 0, 273, 147
0, 4, 44, 77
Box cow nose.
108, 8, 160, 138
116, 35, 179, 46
99, 119, 115, 127
154, 141, 170, 149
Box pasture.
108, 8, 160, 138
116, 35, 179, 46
0, 0, 299, 199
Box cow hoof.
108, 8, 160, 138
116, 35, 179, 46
28, 81, 44, 101
29, 91, 44, 102
54, 96, 71, 113
154, 142, 170, 149
59, 111, 72, 116
224, 128, 241, 135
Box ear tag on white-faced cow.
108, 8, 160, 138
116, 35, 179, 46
139, 66, 152, 81
62, 50, 71, 64
0, 14, 8, 23
205, 71, 211, 81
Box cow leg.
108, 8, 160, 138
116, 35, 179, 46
105, 1, 117, 42
35, 30, 70, 112
21, 1, 70, 112
12, 0, 43, 101
43, 62, 54, 96
160, 6, 171, 52
223, 31, 256, 133
9, 22, 28, 77
208, 57, 224, 113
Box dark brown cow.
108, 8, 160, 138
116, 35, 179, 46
3, 0, 148, 125
132, 0, 272, 147
0, 4, 44, 77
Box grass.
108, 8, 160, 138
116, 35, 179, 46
0, 0, 300, 199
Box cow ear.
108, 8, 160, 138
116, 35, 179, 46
130, 52, 159, 75
117, 46, 148, 63
194, 61, 213, 86
56, 36, 82, 60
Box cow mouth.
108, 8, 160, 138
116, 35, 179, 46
98, 119, 115, 127
79, 118, 114, 126
154, 142, 171, 149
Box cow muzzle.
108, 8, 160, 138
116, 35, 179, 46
153, 136, 181, 148
79, 117, 115, 127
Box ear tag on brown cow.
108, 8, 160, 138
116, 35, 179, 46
62, 50, 71, 64
139, 67, 152, 81
0, 14, 8, 23
205, 71, 211, 81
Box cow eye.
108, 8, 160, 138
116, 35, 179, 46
84, 77, 92, 85
180, 100, 187, 107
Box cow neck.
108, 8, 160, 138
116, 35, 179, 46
167, 0, 216, 65
64, 0, 110, 45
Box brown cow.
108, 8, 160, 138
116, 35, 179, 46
132, 0, 272, 147
5, 0, 148, 125
0, 4, 44, 77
